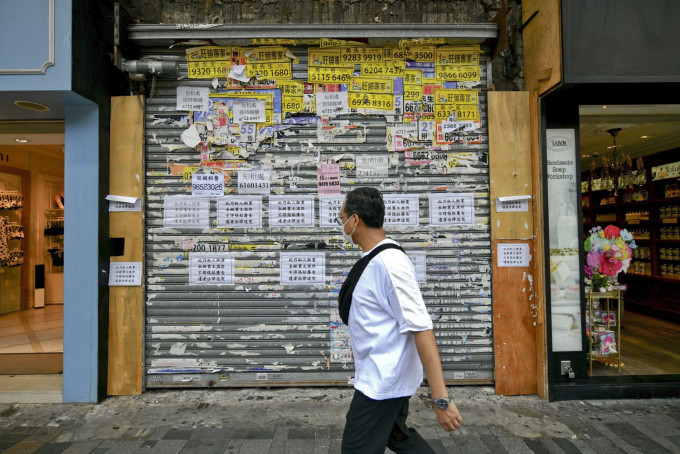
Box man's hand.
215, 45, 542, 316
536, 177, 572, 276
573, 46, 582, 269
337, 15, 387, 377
434, 401, 463, 432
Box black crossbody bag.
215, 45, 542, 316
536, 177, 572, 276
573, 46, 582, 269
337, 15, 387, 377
338, 243, 405, 325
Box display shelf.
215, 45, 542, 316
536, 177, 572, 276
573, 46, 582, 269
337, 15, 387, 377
586, 290, 623, 375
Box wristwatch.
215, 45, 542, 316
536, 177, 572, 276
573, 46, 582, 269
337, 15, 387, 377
433, 397, 449, 410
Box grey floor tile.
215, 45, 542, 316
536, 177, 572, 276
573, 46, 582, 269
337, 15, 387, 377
99, 440, 143, 453
245, 428, 276, 440
605, 421, 669, 453
145, 439, 188, 454
224, 439, 243, 453
285, 438, 315, 454
580, 437, 626, 454
163, 429, 193, 440
33, 442, 72, 454
239, 439, 272, 454
60, 440, 103, 454
454, 438, 492, 453
552, 438, 582, 454
522, 438, 552, 454
568, 439, 599, 454
496, 438, 532, 454
480, 435, 508, 453
288, 428, 315, 439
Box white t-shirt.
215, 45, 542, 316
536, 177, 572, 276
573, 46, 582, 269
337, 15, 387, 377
349, 239, 433, 400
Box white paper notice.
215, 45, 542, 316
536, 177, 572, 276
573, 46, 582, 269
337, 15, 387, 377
406, 251, 427, 283
383, 194, 420, 227
232, 100, 266, 123
316, 92, 349, 116
228, 64, 250, 82
189, 252, 235, 285
216, 196, 263, 228
238, 170, 271, 194
497, 243, 530, 267
429, 193, 475, 225
191, 173, 224, 197
356, 154, 389, 178
319, 196, 345, 227
280, 252, 326, 284
109, 262, 142, 286
180, 124, 202, 148
108, 199, 141, 212
269, 195, 315, 227
496, 195, 531, 212
176, 86, 209, 111
163, 196, 210, 229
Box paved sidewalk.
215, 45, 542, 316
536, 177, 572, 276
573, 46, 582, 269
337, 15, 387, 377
2, 386, 680, 453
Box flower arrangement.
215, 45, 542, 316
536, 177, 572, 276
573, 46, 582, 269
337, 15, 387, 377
584, 225, 637, 291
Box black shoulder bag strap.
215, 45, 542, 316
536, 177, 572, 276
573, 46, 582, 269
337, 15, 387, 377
338, 243, 405, 325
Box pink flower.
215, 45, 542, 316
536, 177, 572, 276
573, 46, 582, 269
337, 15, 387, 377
598, 250, 623, 276
603, 225, 621, 239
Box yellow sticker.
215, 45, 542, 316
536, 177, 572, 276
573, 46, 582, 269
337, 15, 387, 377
340, 47, 388, 64
250, 38, 299, 46
434, 89, 479, 105
308, 48, 352, 67
320, 38, 367, 48
359, 62, 405, 77
436, 46, 480, 65
404, 85, 423, 101
348, 92, 394, 110
277, 80, 305, 96
398, 38, 446, 47
453, 105, 479, 121
404, 69, 423, 85
434, 104, 480, 121
182, 166, 200, 182
390, 45, 435, 62
308, 66, 353, 83
186, 46, 231, 61
245, 62, 292, 80
435, 65, 481, 82
187, 61, 229, 79
244, 46, 291, 63
282, 96, 304, 113
349, 77, 393, 94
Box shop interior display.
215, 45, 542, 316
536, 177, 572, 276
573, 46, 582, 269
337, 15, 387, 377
581, 148, 680, 320
0, 191, 25, 269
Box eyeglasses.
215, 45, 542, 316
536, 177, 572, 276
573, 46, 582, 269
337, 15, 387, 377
334, 214, 354, 226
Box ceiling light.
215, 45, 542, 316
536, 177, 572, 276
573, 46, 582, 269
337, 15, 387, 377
15, 138, 29, 143
640, 135, 651, 139
13, 100, 50, 112
602, 105, 608, 109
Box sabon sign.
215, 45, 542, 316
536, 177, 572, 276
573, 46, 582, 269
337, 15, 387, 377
548, 136, 572, 151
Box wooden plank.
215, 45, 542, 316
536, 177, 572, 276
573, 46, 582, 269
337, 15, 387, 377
492, 240, 538, 395
107, 96, 144, 396
523, 0, 562, 95
489, 91, 538, 396
488, 91, 532, 240
530, 91, 548, 399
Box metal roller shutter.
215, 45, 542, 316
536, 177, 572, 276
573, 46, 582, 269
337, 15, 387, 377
140, 40, 493, 388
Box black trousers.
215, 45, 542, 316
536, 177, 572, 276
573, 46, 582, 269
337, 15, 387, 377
341, 389, 436, 454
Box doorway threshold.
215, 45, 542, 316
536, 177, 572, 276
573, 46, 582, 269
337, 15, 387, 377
0, 374, 62, 403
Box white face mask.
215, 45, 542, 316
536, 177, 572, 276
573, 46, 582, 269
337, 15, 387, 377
340, 214, 357, 244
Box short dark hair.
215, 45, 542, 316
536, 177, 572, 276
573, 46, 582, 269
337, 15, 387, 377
343, 187, 384, 228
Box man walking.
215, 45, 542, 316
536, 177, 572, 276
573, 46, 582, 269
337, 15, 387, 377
337, 187, 463, 453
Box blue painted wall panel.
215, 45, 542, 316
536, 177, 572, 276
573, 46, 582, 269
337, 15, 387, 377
0, 0, 71, 89
63, 104, 100, 403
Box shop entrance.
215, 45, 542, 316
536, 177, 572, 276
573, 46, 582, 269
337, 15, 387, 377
0, 135, 64, 375
578, 104, 680, 376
